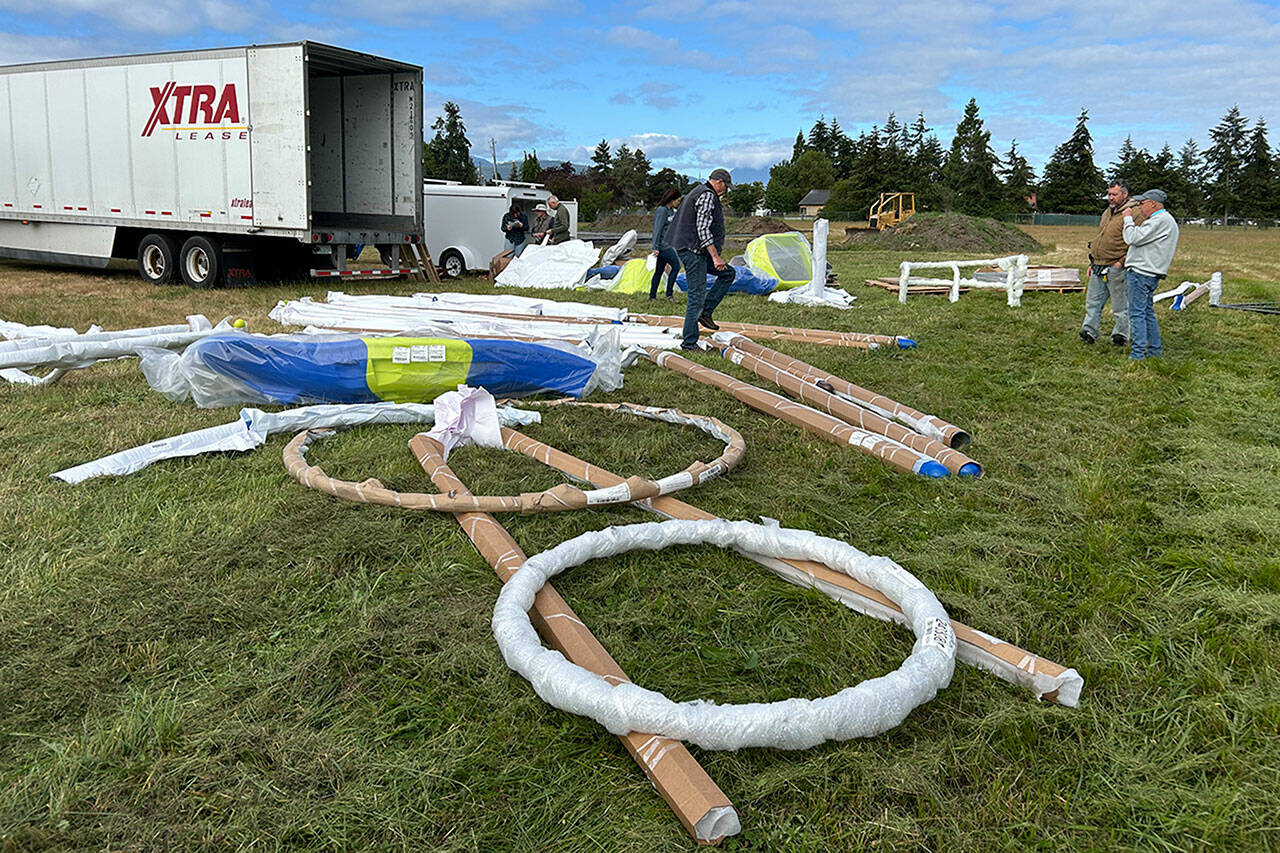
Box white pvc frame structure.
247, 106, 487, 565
898, 254, 1030, 306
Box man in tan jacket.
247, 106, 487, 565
1080, 180, 1138, 346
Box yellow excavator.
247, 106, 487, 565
867, 192, 915, 230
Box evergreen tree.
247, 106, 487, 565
808, 117, 832, 160
506, 160, 517, 181
1205, 105, 1249, 223
792, 149, 836, 192
1038, 108, 1106, 213
1237, 118, 1274, 219
423, 101, 479, 185
792, 131, 806, 161
519, 149, 541, 183
1109, 135, 1150, 187
590, 139, 612, 175
941, 98, 1005, 215
609, 143, 648, 206
1177, 139, 1205, 217
907, 112, 946, 209
999, 140, 1036, 213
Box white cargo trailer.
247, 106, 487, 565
422, 180, 577, 277
0, 42, 424, 287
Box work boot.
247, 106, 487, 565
1111, 334, 1127, 346
1079, 329, 1096, 344
698, 314, 719, 331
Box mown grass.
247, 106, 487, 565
1, 226, 1279, 850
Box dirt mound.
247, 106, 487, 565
736, 215, 793, 235
843, 212, 1043, 254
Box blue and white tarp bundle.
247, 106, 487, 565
139, 330, 622, 408
675, 265, 779, 296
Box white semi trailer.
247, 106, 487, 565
0, 42, 423, 287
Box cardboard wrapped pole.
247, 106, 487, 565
408, 434, 740, 845
631, 314, 900, 349
718, 334, 971, 449
499, 428, 1082, 707
716, 341, 982, 477
647, 348, 948, 478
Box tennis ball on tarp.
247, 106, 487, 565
232, 319, 246, 328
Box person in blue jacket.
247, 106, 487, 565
501, 203, 528, 255
649, 188, 682, 301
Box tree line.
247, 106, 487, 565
772, 101, 1276, 222
423, 98, 1276, 223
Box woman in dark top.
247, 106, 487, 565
649, 188, 682, 300
501, 203, 528, 255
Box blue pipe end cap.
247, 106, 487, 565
919, 460, 949, 478
958, 462, 982, 477
897, 337, 917, 349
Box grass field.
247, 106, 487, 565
1, 225, 1279, 850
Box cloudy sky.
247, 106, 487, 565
3, 0, 1279, 182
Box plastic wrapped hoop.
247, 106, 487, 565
493, 518, 957, 750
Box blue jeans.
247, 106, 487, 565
1081, 264, 1128, 340
506, 238, 527, 257
678, 248, 735, 348
650, 246, 680, 298
1126, 269, 1162, 359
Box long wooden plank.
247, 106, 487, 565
409, 434, 740, 845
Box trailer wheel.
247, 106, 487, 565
137, 233, 179, 285
179, 235, 223, 288
440, 249, 465, 279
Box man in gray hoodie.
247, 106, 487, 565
1123, 189, 1180, 360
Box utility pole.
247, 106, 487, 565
490, 138, 499, 181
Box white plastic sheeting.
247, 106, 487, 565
322, 291, 628, 322
268, 295, 681, 350
599, 229, 638, 267
496, 240, 601, 289
767, 221, 858, 309
51, 400, 541, 484
0, 315, 218, 384
424, 386, 505, 460
493, 519, 956, 750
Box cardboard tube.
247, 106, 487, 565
282, 403, 744, 513
631, 314, 898, 348
717, 343, 982, 477
499, 428, 1082, 707
409, 434, 741, 844
721, 334, 971, 449
647, 348, 947, 478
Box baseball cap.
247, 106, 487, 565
708, 168, 733, 189
1134, 189, 1168, 204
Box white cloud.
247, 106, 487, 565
691, 137, 794, 170
0, 31, 107, 63
0, 0, 262, 35
605, 24, 680, 53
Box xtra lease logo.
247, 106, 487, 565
141, 83, 244, 138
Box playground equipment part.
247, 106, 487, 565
898, 255, 1030, 306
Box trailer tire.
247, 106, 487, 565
179, 235, 223, 288
440, 249, 465, 279
137, 233, 179, 285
